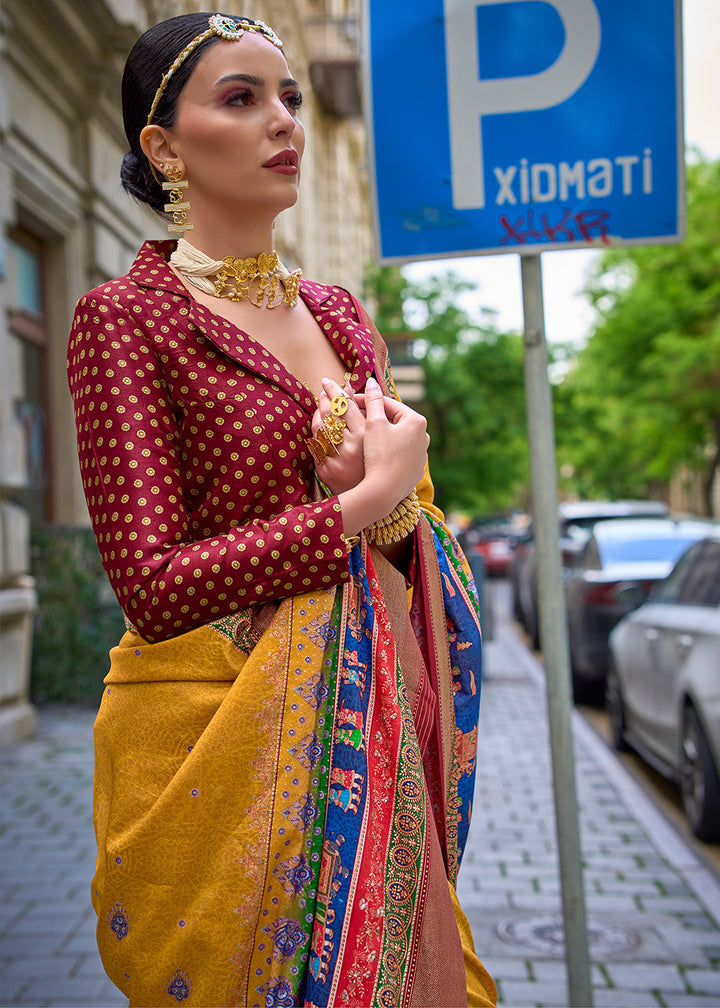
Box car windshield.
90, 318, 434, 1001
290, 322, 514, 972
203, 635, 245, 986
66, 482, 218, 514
655, 540, 720, 606
564, 511, 667, 541
600, 535, 699, 566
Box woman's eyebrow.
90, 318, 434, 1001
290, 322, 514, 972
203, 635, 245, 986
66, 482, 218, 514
215, 72, 263, 87
214, 73, 299, 89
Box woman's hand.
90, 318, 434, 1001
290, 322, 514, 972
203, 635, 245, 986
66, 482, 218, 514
311, 379, 366, 494
361, 377, 429, 506
312, 377, 429, 511
330, 376, 429, 539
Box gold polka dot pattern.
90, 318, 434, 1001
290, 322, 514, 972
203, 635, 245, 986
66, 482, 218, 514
66, 240, 379, 643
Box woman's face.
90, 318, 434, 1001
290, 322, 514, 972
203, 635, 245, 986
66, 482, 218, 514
165, 32, 305, 215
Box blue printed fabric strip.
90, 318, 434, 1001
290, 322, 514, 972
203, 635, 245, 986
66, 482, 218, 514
423, 513, 483, 864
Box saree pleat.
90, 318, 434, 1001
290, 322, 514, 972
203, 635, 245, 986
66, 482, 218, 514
92, 521, 489, 1007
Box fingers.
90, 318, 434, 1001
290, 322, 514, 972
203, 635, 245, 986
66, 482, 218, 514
309, 378, 363, 485
310, 374, 428, 508
319, 377, 363, 434
381, 397, 409, 424
361, 376, 386, 423
355, 391, 425, 431
309, 380, 366, 492
313, 374, 426, 464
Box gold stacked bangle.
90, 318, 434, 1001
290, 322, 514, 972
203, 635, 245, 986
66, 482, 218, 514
365, 491, 421, 546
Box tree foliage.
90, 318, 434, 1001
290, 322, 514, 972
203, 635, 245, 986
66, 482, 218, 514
30, 526, 125, 703
364, 265, 529, 514
558, 158, 720, 513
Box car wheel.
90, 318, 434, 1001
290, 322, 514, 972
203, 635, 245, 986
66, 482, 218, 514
571, 671, 604, 707
605, 660, 629, 752
680, 704, 720, 842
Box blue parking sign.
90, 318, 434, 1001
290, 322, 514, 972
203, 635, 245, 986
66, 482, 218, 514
363, 0, 684, 262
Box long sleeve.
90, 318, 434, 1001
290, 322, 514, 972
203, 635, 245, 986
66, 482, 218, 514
67, 289, 350, 643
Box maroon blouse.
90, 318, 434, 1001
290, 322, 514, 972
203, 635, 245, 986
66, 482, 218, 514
67, 240, 379, 643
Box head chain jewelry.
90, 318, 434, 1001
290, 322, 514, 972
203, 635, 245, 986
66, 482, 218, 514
145, 14, 283, 184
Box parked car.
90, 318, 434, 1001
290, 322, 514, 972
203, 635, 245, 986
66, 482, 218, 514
509, 500, 670, 648
459, 513, 520, 578
565, 518, 716, 700
607, 534, 720, 841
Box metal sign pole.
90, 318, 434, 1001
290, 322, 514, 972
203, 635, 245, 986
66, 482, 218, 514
520, 253, 593, 1008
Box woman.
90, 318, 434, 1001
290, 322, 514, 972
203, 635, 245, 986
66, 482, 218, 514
67, 12, 495, 1007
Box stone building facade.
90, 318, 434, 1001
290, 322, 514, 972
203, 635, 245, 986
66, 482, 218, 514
0, 0, 371, 745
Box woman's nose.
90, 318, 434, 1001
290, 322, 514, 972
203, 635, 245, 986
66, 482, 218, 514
270, 99, 296, 137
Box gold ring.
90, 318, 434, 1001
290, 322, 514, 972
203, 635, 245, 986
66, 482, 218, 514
315, 426, 339, 457
330, 393, 349, 417
305, 437, 327, 467
320, 412, 346, 447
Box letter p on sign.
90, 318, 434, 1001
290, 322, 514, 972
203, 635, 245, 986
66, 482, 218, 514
445, 0, 601, 209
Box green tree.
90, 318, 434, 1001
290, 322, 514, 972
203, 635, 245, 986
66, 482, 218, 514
364, 265, 529, 514
362, 261, 409, 332
559, 158, 720, 513
30, 526, 125, 703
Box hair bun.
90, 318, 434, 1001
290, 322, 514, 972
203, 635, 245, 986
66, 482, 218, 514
121, 150, 164, 212
121, 149, 143, 175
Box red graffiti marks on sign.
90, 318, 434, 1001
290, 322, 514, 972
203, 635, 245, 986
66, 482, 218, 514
499, 209, 611, 246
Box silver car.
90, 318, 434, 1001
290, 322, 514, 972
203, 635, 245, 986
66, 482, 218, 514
565, 518, 712, 699
607, 534, 720, 841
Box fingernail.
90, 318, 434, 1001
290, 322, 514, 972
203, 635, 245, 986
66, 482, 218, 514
366, 376, 379, 391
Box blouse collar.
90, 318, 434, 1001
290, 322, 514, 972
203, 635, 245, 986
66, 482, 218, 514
127, 240, 376, 410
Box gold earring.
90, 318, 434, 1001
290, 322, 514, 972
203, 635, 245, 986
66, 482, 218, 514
162, 164, 193, 233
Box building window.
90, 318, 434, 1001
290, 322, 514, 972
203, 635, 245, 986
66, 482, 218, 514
6, 232, 51, 523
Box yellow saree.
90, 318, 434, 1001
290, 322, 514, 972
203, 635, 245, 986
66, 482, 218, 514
92, 512, 494, 1006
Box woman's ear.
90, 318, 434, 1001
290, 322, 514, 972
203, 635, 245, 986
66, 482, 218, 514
140, 124, 183, 179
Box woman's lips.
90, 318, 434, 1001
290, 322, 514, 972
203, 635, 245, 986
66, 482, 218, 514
263, 150, 298, 174
264, 163, 298, 175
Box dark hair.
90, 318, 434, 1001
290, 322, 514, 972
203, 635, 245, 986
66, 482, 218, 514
120, 12, 261, 212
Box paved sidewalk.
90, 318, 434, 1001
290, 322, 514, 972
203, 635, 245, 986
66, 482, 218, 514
2, 593, 720, 1006
0, 706, 124, 1007
456, 586, 720, 1007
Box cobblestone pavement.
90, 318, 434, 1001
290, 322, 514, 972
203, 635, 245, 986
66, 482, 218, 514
2, 587, 720, 1006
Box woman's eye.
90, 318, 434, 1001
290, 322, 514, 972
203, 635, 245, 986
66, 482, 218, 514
226, 89, 253, 107
283, 91, 303, 112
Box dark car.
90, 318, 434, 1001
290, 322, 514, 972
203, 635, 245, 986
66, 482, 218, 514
509, 500, 670, 648
565, 518, 716, 700
608, 534, 720, 841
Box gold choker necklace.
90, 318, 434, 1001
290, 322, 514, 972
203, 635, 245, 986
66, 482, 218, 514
170, 238, 302, 308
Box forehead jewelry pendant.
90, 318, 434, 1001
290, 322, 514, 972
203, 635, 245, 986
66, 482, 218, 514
208, 14, 283, 48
